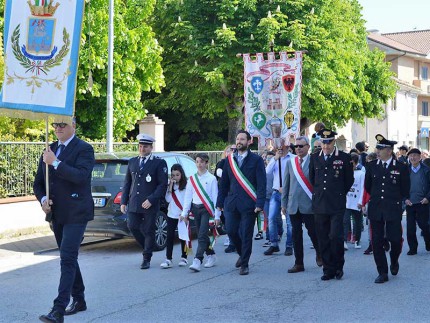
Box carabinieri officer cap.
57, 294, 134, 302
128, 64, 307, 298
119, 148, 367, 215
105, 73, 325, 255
317, 129, 337, 143
375, 134, 397, 149
137, 133, 156, 145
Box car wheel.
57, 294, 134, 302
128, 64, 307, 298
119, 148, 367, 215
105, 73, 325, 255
154, 211, 168, 251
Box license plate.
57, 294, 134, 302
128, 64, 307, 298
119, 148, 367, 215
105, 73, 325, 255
93, 197, 106, 207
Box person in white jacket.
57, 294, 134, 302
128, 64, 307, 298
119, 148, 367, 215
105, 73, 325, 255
344, 153, 365, 249
160, 164, 189, 269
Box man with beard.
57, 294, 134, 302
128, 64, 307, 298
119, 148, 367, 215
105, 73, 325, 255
217, 130, 266, 275
309, 129, 354, 281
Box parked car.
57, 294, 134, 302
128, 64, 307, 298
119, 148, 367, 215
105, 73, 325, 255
86, 152, 198, 251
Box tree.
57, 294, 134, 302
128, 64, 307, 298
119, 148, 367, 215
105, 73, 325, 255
0, 0, 165, 141
145, 0, 396, 148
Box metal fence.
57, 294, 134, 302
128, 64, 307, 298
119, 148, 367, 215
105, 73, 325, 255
0, 141, 222, 198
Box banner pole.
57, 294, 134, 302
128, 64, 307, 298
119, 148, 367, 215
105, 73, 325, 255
45, 117, 49, 202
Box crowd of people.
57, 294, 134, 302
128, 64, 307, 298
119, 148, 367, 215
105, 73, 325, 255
33, 119, 430, 322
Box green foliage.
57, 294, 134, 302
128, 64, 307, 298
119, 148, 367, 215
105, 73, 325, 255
196, 141, 229, 151
0, 0, 164, 141
145, 0, 396, 148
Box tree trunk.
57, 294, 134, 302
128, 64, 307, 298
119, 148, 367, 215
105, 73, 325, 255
228, 113, 243, 144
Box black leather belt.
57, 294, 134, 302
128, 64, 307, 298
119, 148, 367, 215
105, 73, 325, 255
192, 203, 205, 209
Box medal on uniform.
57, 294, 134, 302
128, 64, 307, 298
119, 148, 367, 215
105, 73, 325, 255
335, 170, 339, 178
146, 174, 152, 182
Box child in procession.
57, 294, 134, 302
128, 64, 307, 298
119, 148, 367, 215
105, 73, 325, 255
160, 164, 189, 268
181, 153, 221, 272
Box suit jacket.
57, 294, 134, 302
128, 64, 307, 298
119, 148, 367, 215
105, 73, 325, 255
121, 154, 168, 213
365, 158, 410, 221
281, 155, 313, 215
216, 150, 266, 212
33, 136, 95, 224
309, 147, 354, 214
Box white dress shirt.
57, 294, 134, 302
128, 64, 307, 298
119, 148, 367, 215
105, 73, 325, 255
266, 153, 293, 190
181, 170, 221, 219
165, 183, 186, 219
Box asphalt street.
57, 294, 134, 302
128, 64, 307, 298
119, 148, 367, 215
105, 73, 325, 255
1, 220, 430, 323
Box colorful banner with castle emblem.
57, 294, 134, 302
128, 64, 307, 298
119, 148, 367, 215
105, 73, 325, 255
243, 52, 303, 147
0, 0, 85, 119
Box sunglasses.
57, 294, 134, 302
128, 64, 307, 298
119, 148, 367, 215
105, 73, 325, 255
321, 139, 334, 144
51, 122, 68, 129
294, 144, 308, 148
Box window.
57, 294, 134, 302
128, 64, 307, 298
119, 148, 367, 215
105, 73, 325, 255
178, 156, 198, 178
422, 66, 428, 80
423, 101, 429, 116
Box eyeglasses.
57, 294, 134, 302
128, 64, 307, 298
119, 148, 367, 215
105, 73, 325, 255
294, 144, 308, 148
321, 139, 334, 144
51, 122, 68, 129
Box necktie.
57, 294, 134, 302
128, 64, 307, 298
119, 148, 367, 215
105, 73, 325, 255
324, 155, 328, 161
383, 162, 387, 169
56, 144, 65, 157
140, 157, 146, 168
299, 157, 303, 165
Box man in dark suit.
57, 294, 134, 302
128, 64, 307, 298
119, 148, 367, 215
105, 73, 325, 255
34, 118, 95, 323
309, 129, 354, 281
217, 130, 266, 275
120, 134, 168, 269
365, 134, 410, 283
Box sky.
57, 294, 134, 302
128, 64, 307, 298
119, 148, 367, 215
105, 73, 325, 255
357, 0, 430, 33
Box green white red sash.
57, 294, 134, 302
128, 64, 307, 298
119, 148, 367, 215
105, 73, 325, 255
190, 174, 215, 221
228, 154, 257, 201
189, 173, 218, 248
291, 156, 313, 199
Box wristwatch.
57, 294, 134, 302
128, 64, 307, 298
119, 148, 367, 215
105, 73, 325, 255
52, 159, 60, 168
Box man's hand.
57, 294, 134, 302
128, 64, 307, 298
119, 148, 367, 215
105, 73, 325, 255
254, 207, 262, 213
214, 219, 221, 226
43, 147, 57, 165
281, 207, 286, 214
142, 199, 152, 209
274, 149, 283, 160
405, 199, 413, 206
41, 199, 53, 215
120, 204, 127, 214
179, 215, 188, 223
421, 198, 429, 205
217, 207, 223, 212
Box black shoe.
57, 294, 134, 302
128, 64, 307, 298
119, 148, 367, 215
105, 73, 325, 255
141, 259, 150, 269
374, 273, 389, 284
239, 266, 249, 275
321, 273, 334, 281
224, 245, 236, 253
235, 257, 242, 268
288, 264, 305, 273
284, 247, 293, 256
426, 243, 430, 252
407, 250, 417, 255
335, 270, 344, 280
39, 309, 64, 323
65, 300, 87, 316
316, 255, 323, 267
264, 246, 280, 255
383, 239, 390, 252
390, 262, 399, 276
254, 232, 263, 240
363, 244, 373, 255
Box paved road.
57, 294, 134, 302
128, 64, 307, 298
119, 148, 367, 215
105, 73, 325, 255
1, 220, 430, 323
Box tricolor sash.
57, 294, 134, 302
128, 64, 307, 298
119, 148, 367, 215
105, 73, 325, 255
189, 174, 218, 249
228, 154, 257, 201
189, 174, 215, 221
291, 156, 313, 199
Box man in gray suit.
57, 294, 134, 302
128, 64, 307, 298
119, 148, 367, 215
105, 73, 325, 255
281, 136, 322, 273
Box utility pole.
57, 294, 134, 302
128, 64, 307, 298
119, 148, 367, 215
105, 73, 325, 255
106, 0, 114, 153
